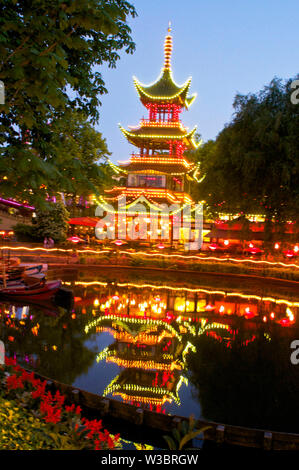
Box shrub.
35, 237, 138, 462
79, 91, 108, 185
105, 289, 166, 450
13, 223, 38, 242
0, 359, 120, 450
32, 202, 70, 242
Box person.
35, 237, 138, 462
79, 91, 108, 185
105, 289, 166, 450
48, 237, 54, 247
43, 237, 48, 248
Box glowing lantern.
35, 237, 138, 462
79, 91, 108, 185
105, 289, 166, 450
274, 243, 280, 250
67, 236, 85, 243
244, 307, 255, 319
270, 312, 275, 319
286, 307, 294, 322
205, 304, 215, 311
209, 243, 218, 251
284, 250, 294, 258
94, 298, 99, 307
114, 240, 124, 246
279, 318, 290, 327
223, 240, 229, 246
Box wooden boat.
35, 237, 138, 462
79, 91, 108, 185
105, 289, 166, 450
23, 264, 47, 276
0, 264, 46, 284
0, 266, 25, 282
0, 278, 62, 301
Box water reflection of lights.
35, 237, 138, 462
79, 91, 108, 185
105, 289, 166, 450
103, 377, 187, 406
66, 281, 299, 314
85, 315, 182, 340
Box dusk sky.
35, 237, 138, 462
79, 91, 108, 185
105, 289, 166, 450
96, 0, 298, 164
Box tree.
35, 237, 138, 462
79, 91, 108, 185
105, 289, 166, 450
32, 201, 70, 242
46, 109, 114, 198
0, 0, 137, 206
191, 78, 299, 233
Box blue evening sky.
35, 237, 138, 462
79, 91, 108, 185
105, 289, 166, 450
96, 0, 298, 163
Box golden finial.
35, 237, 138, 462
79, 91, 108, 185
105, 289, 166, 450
164, 24, 172, 71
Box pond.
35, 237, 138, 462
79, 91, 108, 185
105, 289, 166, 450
1, 267, 299, 435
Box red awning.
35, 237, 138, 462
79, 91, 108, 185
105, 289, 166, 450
68, 217, 99, 227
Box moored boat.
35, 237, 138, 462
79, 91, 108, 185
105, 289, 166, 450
0, 264, 47, 284
0, 279, 62, 301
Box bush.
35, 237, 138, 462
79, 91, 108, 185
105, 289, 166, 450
0, 359, 121, 450
32, 202, 70, 242
13, 223, 38, 242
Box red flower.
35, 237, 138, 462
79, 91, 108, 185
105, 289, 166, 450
5, 356, 17, 366
31, 381, 47, 399
43, 407, 61, 424
65, 404, 75, 413
6, 374, 24, 390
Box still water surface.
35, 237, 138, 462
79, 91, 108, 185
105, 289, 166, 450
1, 267, 299, 433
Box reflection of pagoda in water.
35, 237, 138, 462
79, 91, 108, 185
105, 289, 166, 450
81, 277, 298, 411
92, 303, 188, 412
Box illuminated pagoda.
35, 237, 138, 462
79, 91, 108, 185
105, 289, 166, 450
97, 26, 201, 243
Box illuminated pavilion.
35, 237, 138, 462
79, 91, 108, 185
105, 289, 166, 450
96, 26, 202, 243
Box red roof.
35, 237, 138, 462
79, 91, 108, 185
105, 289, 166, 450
68, 217, 98, 227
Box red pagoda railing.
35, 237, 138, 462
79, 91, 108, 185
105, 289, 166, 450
140, 119, 186, 130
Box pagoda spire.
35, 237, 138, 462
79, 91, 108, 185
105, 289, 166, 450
163, 22, 172, 71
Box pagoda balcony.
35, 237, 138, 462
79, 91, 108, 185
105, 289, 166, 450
123, 153, 192, 169
140, 119, 186, 130
130, 152, 187, 160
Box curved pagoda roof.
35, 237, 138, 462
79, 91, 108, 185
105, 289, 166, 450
133, 28, 196, 108
119, 160, 195, 175
119, 124, 198, 150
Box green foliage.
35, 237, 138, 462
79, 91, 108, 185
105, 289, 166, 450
0, 364, 121, 450
0, 0, 137, 207
46, 109, 114, 198
163, 416, 210, 450
0, 396, 82, 450
13, 222, 36, 241
190, 77, 299, 227
32, 202, 70, 242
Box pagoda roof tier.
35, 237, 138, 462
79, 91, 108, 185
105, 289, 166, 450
119, 156, 195, 175
133, 70, 196, 108
132, 27, 196, 108
103, 187, 194, 206
119, 124, 198, 150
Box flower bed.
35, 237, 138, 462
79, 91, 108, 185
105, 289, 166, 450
0, 358, 120, 450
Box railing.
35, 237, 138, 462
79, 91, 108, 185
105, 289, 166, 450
130, 153, 188, 161
140, 119, 182, 127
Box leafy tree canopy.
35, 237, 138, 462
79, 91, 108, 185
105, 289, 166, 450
191, 77, 299, 225
0, 0, 137, 206
32, 201, 70, 241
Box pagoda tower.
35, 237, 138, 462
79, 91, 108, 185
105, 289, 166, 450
97, 27, 201, 243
